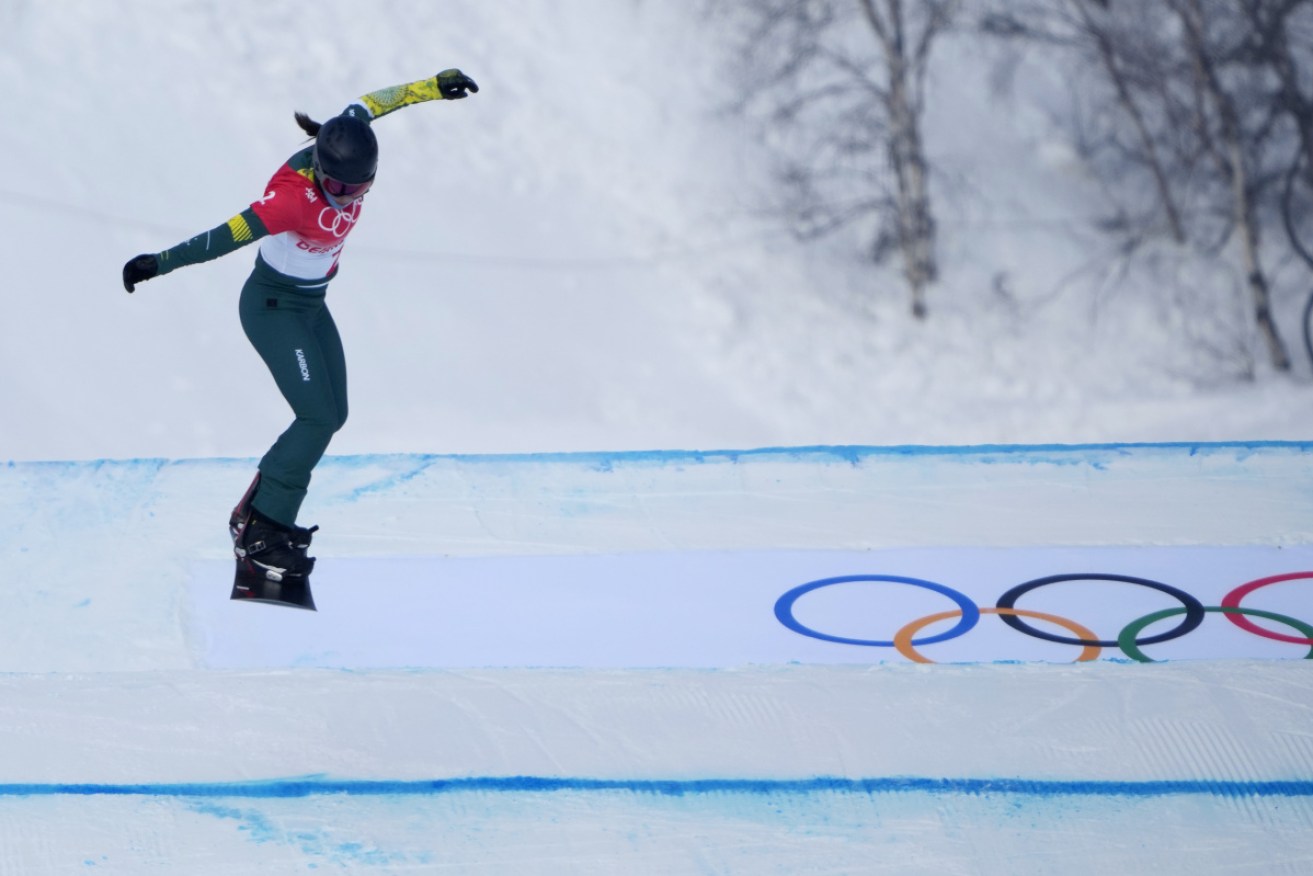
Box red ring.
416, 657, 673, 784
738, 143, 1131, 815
1221, 572, 1313, 644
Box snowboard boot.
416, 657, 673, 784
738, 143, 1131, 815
229, 474, 318, 582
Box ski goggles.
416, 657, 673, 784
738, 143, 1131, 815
318, 173, 373, 202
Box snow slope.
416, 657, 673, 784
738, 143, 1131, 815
2, 663, 1310, 875
3, 445, 1313, 873
1, 0, 1311, 463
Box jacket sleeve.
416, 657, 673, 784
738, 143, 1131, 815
352, 75, 448, 120
154, 208, 270, 277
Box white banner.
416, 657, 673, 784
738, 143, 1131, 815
187, 547, 1313, 668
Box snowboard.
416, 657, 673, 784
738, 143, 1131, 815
230, 558, 317, 610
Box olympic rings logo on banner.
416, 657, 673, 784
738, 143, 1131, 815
773, 572, 1313, 663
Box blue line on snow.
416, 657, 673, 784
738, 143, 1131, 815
7, 440, 1313, 470
0, 777, 1309, 799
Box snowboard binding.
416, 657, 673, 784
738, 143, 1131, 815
228, 474, 318, 610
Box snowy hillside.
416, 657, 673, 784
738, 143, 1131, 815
1, 0, 1310, 465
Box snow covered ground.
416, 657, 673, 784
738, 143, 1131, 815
2, 445, 1312, 873
1, 2, 1311, 873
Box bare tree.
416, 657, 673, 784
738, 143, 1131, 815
1170, 0, 1289, 370
983, 2, 1189, 243
1240, 0, 1313, 268
715, 0, 959, 318
983, 0, 1300, 371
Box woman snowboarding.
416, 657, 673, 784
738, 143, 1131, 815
123, 69, 479, 583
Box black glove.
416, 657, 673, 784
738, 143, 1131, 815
123, 254, 159, 293
436, 69, 478, 100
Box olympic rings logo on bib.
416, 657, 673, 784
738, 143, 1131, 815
773, 572, 1313, 663
318, 203, 360, 238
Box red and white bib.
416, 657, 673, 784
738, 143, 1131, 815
249, 151, 364, 284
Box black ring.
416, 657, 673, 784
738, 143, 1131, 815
996, 574, 1206, 647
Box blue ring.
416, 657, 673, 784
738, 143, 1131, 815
774, 575, 980, 647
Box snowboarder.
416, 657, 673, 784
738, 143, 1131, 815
123, 70, 479, 584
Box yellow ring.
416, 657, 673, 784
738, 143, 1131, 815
894, 608, 1103, 664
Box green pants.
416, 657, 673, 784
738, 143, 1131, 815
239, 257, 348, 526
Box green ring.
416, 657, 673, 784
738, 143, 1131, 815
1119, 606, 1313, 663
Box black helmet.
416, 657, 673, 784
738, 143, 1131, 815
313, 114, 378, 186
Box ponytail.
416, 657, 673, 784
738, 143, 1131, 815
294, 111, 321, 139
